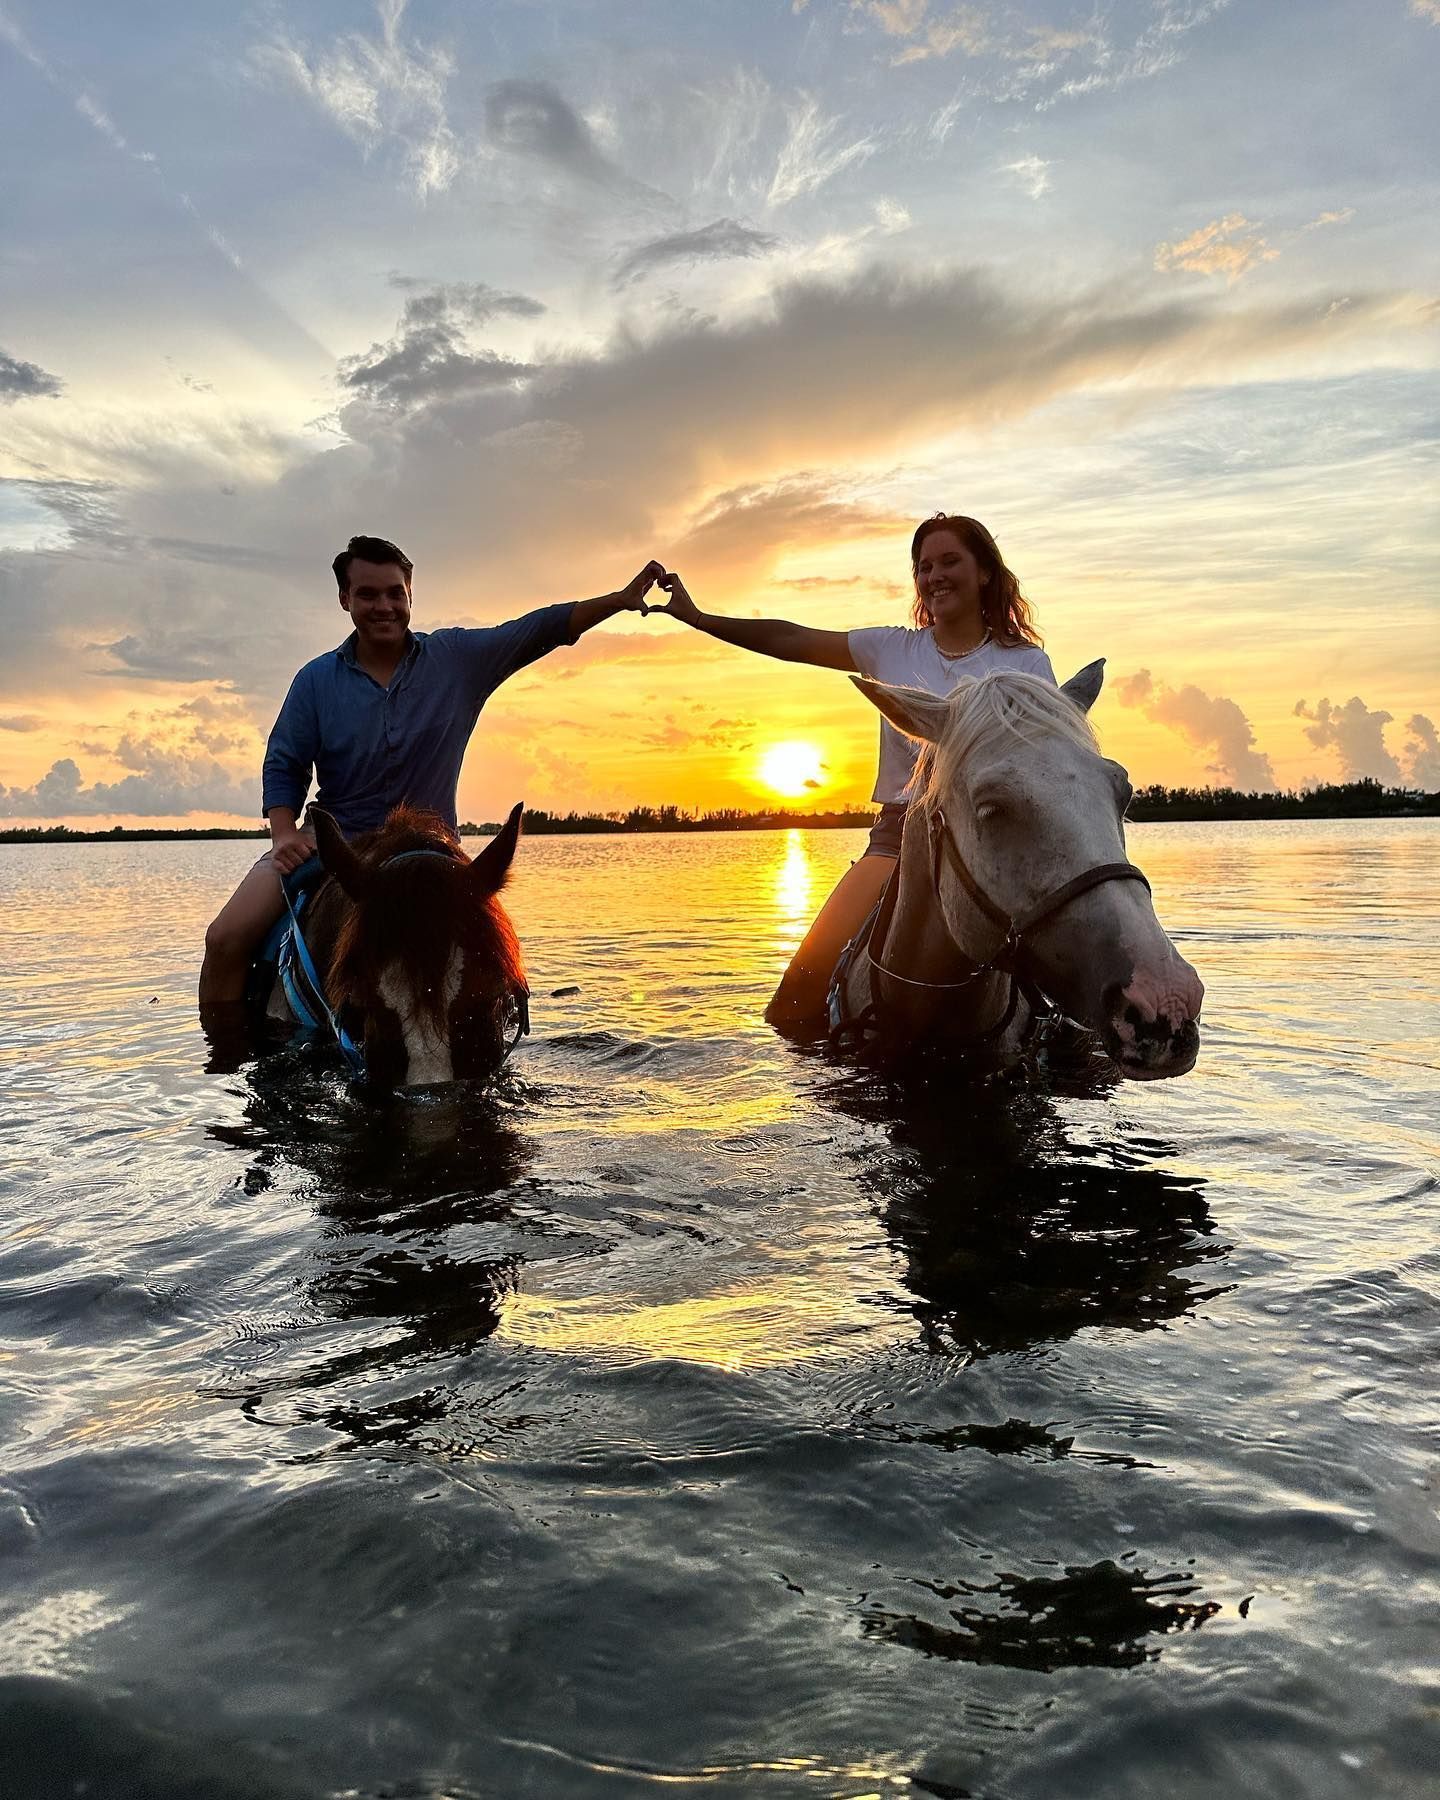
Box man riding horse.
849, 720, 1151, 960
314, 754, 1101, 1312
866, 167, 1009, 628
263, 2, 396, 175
198, 533, 664, 1016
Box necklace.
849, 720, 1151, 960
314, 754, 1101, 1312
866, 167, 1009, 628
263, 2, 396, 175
933, 628, 992, 662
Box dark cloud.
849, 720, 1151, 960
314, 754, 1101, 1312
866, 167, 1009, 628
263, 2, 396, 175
337, 281, 543, 409
96, 631, 247, 683
0, 350, 64, 403
145, 538, 295, 570
2, 478, 129, 551
386, 278, 546, 329
612, 219, 780, 289
0, 714, 45, 732
484, 80, 619, 183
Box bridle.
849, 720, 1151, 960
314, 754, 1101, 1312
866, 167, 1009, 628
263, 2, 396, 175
281, 847, 530, 1086
858, 804, 1151, 1046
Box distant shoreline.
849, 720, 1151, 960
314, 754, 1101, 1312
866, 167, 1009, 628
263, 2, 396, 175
1, 781, 1435, 844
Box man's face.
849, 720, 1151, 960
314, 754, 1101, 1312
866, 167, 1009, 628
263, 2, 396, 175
340, 559, 412, 646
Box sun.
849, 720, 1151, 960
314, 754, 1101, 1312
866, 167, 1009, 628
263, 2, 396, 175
758, 741, 827, 798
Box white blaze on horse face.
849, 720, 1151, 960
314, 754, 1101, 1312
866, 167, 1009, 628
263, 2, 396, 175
377, 950, 464, 1088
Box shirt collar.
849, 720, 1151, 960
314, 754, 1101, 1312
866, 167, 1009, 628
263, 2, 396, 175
337, 629, 421, 666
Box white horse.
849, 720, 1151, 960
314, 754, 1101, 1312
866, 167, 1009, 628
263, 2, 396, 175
828, 662, 1203, 1079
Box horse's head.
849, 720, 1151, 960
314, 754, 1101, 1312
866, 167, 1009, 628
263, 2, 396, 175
856, 664, 1204, 1080
310, 804, 527, 1091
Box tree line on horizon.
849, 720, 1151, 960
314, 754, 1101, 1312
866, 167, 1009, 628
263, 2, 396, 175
0, 779, 1435, 844
471, 779, 1437, 834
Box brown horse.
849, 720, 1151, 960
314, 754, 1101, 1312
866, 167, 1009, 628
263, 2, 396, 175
267, 803, 529, 1090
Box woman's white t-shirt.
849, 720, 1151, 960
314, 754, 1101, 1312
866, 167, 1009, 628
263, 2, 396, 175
847, 627, 1057, 804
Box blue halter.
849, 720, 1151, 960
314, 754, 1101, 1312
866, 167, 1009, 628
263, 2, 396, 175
278, 847, 529, 1085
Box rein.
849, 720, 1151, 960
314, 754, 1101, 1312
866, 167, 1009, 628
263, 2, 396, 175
848, 806, 1150, 1050
280, 846, 531, 1085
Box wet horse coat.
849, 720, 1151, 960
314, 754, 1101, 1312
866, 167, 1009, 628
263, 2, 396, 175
264, 804, 529, 1090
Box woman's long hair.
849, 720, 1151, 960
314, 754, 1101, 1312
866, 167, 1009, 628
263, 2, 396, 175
909, 514, 1042, 647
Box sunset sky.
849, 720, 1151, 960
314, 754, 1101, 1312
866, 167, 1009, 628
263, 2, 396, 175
2, 0, 1437, 825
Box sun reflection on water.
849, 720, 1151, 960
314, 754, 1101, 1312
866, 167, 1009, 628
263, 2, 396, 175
771, 829, 814, 949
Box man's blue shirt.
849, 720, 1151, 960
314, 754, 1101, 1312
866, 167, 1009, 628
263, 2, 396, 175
261, 604, 576, 835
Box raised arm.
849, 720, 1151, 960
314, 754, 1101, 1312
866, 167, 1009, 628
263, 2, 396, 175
566, 561, 668, 638
650, 573, 856, 672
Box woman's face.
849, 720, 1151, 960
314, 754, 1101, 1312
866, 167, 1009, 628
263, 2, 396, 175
914, 529, 987, 627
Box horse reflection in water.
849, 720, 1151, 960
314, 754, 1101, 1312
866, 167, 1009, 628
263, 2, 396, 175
819, 1058, 1230, 1673
209, 1066, 533, 1448
264, 802, 529, 1092
830, 663, 1204, 1078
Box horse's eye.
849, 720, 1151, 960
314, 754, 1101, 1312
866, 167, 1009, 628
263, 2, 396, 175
974, 800, 1002, 824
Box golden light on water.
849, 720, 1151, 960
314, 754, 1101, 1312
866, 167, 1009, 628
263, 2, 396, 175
757, 741, 827, 797
772, 828, 814, 930
496, 1275, 892, 1369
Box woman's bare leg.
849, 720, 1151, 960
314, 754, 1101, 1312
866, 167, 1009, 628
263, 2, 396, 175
766, 854, 896, 1036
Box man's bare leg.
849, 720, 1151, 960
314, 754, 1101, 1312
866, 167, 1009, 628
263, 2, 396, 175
198, 856, 291, 1007
765, 854, 895, 1036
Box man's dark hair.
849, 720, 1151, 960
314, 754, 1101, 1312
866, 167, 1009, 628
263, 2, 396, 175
332, 535, 414, 593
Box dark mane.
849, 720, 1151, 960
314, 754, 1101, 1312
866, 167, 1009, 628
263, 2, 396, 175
348, 805, 463, 864
327, 807, 525, 1029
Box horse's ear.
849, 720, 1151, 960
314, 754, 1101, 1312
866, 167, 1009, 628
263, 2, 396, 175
850, 677, 950, 744
1061, 658, 1106, 713
469, 802, 522, 897
310, 809, 370, 900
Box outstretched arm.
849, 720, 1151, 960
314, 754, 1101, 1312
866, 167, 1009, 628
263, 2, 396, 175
650, 573, 856, 672
566, 561, 667, 639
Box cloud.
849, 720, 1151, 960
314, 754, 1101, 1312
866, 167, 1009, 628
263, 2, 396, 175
484, 78, 644, 191
853, 0, 1222, 99
0, 756, 253, 820
612, 219, 780, 289
766, 98, 879, 207
872, 3, 992, 66
3, 256, 1425, 735
1, 478, 130, 552
1302, 208, 1356, 232
0, 714, 45, 732
999, 156, 1052, 200
637, 710, 758, 752
0, 753, 254, 818
337, 281, 543, 409
671, 477, 904, 586
95, 631, 248, 683
1039, 2, 1234, 108
1115, 668, 1277, 789
0, 692, 264, 818
1155, 214, 1280, 282
1294, 696, 1404, 783
250, 0, 459, 196
1402, 715, 1440, 788
1410, 1, 1440, 23
0, 350, 64, 403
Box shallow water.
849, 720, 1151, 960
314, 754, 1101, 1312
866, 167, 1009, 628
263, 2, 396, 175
1, 821, 1437, 1799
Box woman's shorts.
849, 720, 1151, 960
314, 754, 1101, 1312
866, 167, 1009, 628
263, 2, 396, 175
864, 802, 908, 859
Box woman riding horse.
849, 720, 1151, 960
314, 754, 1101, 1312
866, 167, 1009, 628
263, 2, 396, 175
650, 514, 1056, 1033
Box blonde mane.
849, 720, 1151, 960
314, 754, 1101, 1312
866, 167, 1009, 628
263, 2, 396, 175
913, 671, 1099, 814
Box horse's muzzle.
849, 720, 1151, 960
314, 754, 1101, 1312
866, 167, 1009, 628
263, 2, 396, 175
1106, 1015, 1201, 1080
